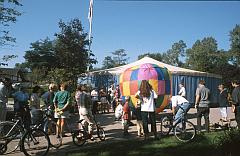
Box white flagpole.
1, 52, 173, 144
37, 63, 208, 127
86, 0, 93, 85
87, 0, 93, 73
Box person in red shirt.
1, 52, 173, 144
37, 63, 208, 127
123, 96, 130, 136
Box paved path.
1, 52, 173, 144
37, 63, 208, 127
4, 107, 236, 156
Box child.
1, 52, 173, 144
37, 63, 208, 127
123, 96, 130, 136
115, 99, 123, 121
135, 99, 144, 137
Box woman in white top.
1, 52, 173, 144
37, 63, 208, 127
135, 80, 158, 139
178, 82, 186, 97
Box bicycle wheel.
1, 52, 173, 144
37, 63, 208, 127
97, 125, 106, 141
72, 131, 86, 146
21, 128, 50, 156
44, 120, 62, 148
0, 121, 23, 154
160, 116, 172, 136
174, 120, 196, 142
0, 142, 7, 154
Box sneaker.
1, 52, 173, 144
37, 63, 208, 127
90, 136, 95, 141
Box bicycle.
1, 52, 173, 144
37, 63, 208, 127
0, 110, 51, 155
71, 118, 106, 146
160, 105, 196, 142
0, 115, 25, 154
39, 107, 62, 148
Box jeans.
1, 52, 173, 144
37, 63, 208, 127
0, 102, 7, 121
197, 107, 210, 133
141, 111, 156, 135
174, 102, 191, 124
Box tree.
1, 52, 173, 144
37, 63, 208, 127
229, 24, 240, 67
0, 0, 22, 46
185, 37, 220, 72
102, 56, 115, 69
138, 52, 163, 62
53, 18, 97, 85
162, 40, 187, 67
23, 38, 56, 70
111, 49, 128, 66
0, 54, 17, 66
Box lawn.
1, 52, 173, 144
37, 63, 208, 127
49, 132, 227, 156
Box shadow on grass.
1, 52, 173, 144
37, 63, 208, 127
48, 132, 218, 156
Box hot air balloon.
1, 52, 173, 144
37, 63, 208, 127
119, 63, 171, 113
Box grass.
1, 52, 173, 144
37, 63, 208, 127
49, 132, 225, 156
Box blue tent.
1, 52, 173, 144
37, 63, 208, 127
88, 57, 222, 106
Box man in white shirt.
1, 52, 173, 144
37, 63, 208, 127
170, 95, 191, 124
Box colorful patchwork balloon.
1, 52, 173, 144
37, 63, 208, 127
119, 63, 171, 113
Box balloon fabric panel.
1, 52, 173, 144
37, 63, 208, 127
119, 63, 172, 113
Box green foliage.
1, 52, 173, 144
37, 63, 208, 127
102, 56, 115, 69
229, 24, 240, 67
111, 49, 128, 66
0, 0, 22, 46
186, 37, 221, 73
213, 130, 240, 156
21, 18, 97, 87
24, 38, 56, 70
138, 52, 163, 62
102, 49, 128, 69
162, 40, 187, 67
0, 54, 17, 66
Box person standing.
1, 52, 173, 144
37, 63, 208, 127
231, 80, 240, 128
99, 88, 108, 113
30, 86, 41, 110
135, 99, 144, 137
0, 77, 11, 121
178, 82, 186, 98
135, 80, 158, 139
53, 83, 71, 138
41, 83, 57, 110
108, 84, 115, 112
195, 80, 210, 133
90, 88, 99, 115
218, 84, 229, 121
12, 85, 31, 129
122, 96, 130, 136
30, 85, 41, 124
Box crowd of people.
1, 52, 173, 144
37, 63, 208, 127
0, 77, 240, 142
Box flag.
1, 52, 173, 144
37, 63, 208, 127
88, 0, 93, 43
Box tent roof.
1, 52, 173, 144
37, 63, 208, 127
90, 56, 221, 78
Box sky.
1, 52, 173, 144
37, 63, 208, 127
1, 0, 240, 68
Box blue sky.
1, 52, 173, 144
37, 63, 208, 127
1, 0, 240, 68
